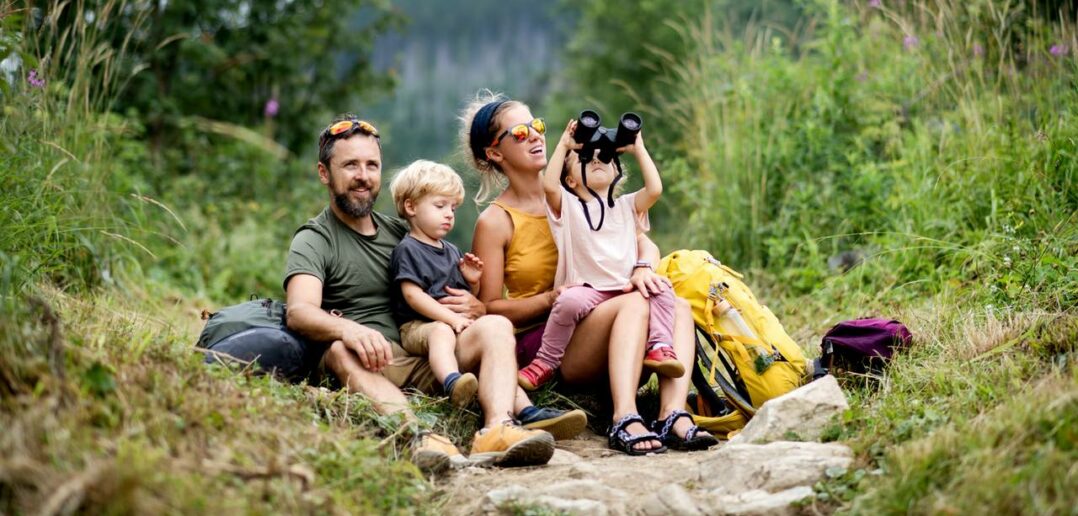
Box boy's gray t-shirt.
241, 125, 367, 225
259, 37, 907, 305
389, 234, 471, 324
284, 207, 409, 343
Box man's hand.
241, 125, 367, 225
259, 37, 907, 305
459, 252, 484, 286
339, 322, 393, 372
438, 287, 487, 319
624, 266, 671, 299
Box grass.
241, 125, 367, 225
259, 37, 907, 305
0, 286, 437, 513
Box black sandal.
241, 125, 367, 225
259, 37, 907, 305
652, 409, 719, 451
608, 414, 667, 456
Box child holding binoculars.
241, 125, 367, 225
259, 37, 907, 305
516, 113, 684, 391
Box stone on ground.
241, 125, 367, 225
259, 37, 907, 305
699, 441, 853, 494
729, 375, 849, 445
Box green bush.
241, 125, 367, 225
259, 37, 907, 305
647, 0, 1077, 308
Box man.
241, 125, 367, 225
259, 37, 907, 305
283, 115, 585, 471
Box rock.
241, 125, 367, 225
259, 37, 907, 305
549, 448, 585, 465
527, 496, 610, 515
729, 375, 848, 445
567, 461, 599, 479
539, 479, 627, 501
711, 486, 815, 515
639, 484, 704, 516
698, 441, 852, 495
480, 481, 616, 515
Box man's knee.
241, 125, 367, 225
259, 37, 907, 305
472, 314, 513, 337
325, 340, 370, 383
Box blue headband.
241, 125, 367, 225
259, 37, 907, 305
469, 100, 507, 162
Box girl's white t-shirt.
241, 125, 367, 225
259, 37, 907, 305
548, 188, 650, 290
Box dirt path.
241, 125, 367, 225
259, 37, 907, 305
437, 429, 711, 515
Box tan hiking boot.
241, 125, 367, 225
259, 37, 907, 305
412, 431, 467, 474
448, 372, 478, 407
469, 422, 554, 467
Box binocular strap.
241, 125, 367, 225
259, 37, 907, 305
577, 156, 625, 232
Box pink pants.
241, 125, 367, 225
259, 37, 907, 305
535, 286, 676, 368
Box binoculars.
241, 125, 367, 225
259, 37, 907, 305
572, 110, 643, 164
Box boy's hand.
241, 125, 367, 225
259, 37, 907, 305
615, 129, 646, 156
449, 316, 473, 334
459, 253, 484, 285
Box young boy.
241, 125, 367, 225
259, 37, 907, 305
388, 160, 484, 407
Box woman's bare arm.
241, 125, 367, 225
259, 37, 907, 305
472, 206, 556, 326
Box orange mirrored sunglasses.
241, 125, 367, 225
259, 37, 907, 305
327, 119, 379, 138
491, 118, 545, 147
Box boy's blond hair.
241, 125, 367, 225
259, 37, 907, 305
389, 159, 465, 218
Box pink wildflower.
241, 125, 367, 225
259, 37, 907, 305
264, 97, 279, 117
903, 35, 919, 51
868, 0, 882, 8
27, 69, 45, 88
1050, 44, 1067, 57
973, 43, 984, 57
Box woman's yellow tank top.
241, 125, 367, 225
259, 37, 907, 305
493, 201, 557, 300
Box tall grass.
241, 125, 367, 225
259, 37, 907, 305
642, 0, 1078, 511
0, 1, 150, 294
651, 0, 1077, 306
1, 2, 438, 512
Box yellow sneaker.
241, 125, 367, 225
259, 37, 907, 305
469, 422, 554, 467
412, 431, 467, 475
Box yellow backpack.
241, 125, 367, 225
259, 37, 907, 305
658, 250, 807, 437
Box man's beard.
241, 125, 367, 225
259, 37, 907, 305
334, 190, 376, 218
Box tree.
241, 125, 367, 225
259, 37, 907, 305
29, 0, 404, 155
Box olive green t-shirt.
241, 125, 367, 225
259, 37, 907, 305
284, 207, 410, 342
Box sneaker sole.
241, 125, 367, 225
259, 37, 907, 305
450, 373, 478, 407
643, 359, 686, 378
471, 432, 555, 468
517, 375, 540, 391
523, 409, 587, 440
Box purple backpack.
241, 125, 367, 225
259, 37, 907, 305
815, 318, 912, 377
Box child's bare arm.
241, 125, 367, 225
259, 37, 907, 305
400, 281, 472, 333
624, 131, 662, 213
544, 120, 580, 217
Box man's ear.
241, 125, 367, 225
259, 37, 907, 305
403, 198, 417, 218
317, 161, 330, 185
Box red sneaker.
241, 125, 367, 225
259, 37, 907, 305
643, 343, 685, 378
518, 360, 556, 391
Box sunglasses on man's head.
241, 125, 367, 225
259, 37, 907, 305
490, 118, 546, 147
325, 119, 379, 138
319, 119, 380, 156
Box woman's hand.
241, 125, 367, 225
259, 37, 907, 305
546, 283, 580, 306
623, 265, 671, 299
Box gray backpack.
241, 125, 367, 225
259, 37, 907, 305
197, 298, 288, 349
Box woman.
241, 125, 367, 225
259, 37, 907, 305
461, 91, 717, 454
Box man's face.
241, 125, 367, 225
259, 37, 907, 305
319, 134, 382, 219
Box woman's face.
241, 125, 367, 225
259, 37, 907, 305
489, 104, 547, 173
